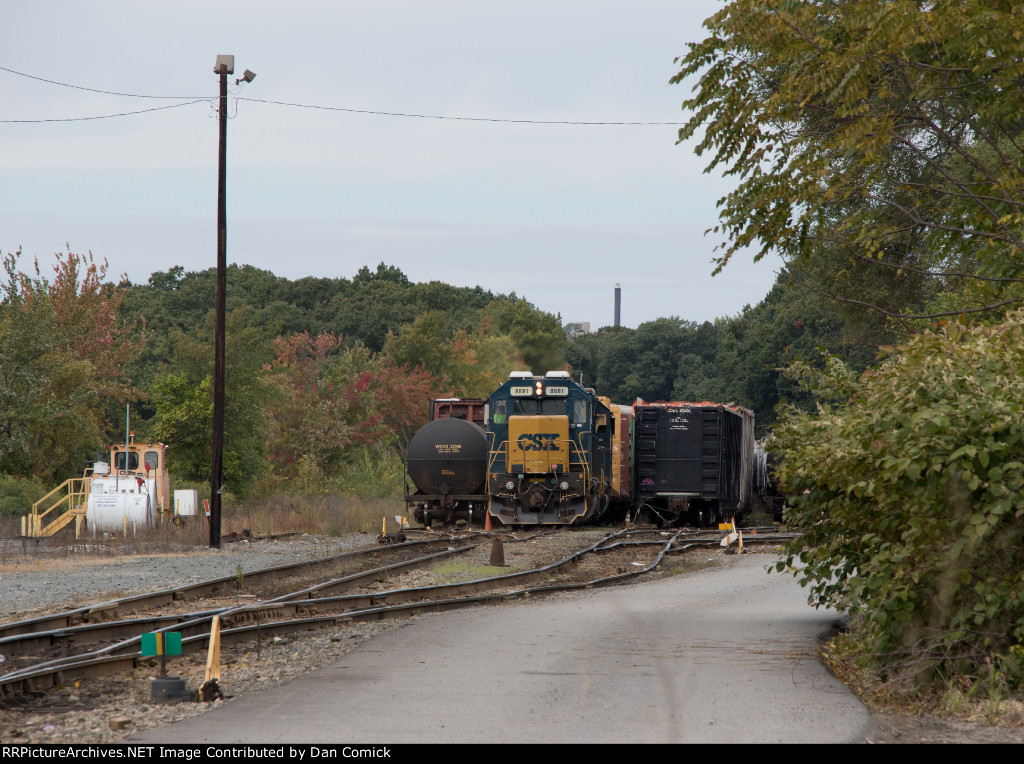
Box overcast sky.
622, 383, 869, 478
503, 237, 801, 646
0, 0, 781, 330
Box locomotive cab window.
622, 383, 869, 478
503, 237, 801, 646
514, 399, 539, 415
492, 399, 508, 423
114, 452, 139, 471
572, 399, 588, 424
145, 451, 160, 472
541, 399, 566, 415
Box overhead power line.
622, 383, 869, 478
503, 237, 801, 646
237, 97, 685, 126
0, 100, 213, 123
0, 65, 208, 99
0, 64, 684, 126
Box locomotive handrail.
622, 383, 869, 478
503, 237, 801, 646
487, 439, 505, 474
567, 438, 590, 487
487, 438, 591, 489
486, 430, 499, 471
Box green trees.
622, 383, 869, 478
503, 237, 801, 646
150, 306, 272, 497
120, 262, 564, 499
775, 317, 1024, 688
674, 1, 1024, 692
383, 310, 522, 398
564, 275, 872, 428
0, 249, 144, 483
673, 0, 1024, 326
479, 296, 566, 374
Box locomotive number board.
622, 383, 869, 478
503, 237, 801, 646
510, 385, 570, 397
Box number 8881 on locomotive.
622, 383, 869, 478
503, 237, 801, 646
485, 371, 629, 526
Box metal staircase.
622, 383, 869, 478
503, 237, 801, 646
23, 476, 90, 538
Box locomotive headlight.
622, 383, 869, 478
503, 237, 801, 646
559, 481, 569, 491
505, 481, 515, 491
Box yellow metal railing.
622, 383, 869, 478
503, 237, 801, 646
489, 438, 591, 490
24, 474, 91, 538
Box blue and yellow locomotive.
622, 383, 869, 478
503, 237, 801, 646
485, 371, 628, 525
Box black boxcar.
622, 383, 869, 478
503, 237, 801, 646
633, 400, 754, 526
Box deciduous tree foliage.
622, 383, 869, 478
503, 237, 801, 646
479, 296, 566, 373
674, 0, 1024, 323
263, 331, 351, 484
382, 310, 522, 398
675, 0, 1024, 693
261, 332, 442, 492
775, 315, 1024, 687
0, 249, 144, 481
150, 306, 271, 497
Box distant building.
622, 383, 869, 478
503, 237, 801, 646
566, 321, 592, 339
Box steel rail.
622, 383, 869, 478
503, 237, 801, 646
0, 534, 479, 641
1, 530, 684, 695
0, 542, 488, 657
0, 529, 788, 656
2, 529, 789, 696
0, 529, 609, 658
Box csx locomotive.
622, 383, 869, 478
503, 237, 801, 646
485, 371, 631, 525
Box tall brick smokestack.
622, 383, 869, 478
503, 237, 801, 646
614, 283, 621, 327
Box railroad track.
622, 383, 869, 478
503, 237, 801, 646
0, 526, 797, 706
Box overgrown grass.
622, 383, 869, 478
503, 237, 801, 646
225, 492, 403, 536
0, 490, 399, 565
419, 561, 525, 586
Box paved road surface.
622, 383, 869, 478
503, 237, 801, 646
132, 554, 872, 743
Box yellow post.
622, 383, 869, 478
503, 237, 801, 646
205, 615, 222, 683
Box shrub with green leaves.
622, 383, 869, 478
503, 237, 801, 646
0, 474, 49, 517
775, 313, 1024, 688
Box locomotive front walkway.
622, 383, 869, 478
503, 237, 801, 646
132, 554, 872, 744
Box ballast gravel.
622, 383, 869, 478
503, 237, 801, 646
0, 533, 407, 744
1, 534, 377, 618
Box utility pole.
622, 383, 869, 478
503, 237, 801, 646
210, 54, 231, 550
210, 56, 255, 549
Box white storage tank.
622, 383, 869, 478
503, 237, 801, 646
85, 475, 156, 532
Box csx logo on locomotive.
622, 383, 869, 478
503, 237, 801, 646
517, 433, 560, 451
